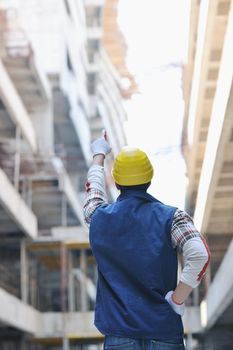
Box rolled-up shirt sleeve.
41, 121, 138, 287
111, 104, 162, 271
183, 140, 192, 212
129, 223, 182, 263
171, 209, 211, 288
83, 164, 108, 225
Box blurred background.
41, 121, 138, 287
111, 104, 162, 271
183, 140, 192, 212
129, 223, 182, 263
0, 0, 233, 349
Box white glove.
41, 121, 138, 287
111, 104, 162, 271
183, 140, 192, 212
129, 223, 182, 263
91, 131, 112, 157
165, 291, 185, 316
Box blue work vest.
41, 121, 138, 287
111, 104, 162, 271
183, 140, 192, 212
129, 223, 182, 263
89, 190, 184, 342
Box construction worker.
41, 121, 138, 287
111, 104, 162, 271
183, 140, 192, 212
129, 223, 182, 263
83, 133, 210, 350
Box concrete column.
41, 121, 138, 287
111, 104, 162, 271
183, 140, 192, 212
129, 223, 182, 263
30, 261, 37, 308
21, 178, 32, 209
80, 250, 88, 311
63, 337, 70, 350
61, 244, 69, 349
186, 333, 193, 350
61, 171, 85, 226
68, 250, 75, 312
20, 335, 27, 350
203, 266, 211, 295
14, 126, 21, 192
60, 244, 67, 313
31, 103, 54, 156
193, 287, 199, 306
62, 194, 67, 227
27, 179, 32, 209
69, 173, 80, 191
93, 264, 98, 285
20, 240, 28, 304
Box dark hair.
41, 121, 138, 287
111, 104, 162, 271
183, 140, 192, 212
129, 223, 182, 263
116, 182, 151, 191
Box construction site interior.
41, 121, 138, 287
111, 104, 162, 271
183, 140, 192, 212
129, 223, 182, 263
0, 0, 233, 349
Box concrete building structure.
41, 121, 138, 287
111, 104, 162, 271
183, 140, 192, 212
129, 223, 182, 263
0, 0, 129, 349
102, 0, 137, 99
183, 0, 233, 348
0, 0, 207, 349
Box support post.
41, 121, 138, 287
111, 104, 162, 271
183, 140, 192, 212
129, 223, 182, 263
30, 260, 37, 308
62, 194, 67, 227
14, 126, 21, 192
203, 265, 211, 295
27, 179, 32, 209
186, 333, 193, 350
22, 178, 33, 208
193, 286, 199, 306
60, 243, 69, 349
80, 249, 88, 311
20, 334, 27, 350
31, 104, 54, 156
68, 250, 75, 312
94, 264, 98, 285
20, 240, 28, 304
63, 337, 70, 350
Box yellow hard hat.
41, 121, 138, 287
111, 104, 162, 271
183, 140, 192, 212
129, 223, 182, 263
112, 146, 154, 186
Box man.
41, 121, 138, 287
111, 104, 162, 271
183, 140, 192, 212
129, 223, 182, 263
83, 133, 210, 350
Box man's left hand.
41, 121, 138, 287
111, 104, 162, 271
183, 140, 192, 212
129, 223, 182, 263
165, 291, 185, 316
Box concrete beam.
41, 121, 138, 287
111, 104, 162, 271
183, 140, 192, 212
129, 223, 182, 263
87, 27, 102, 39
51, 226, 89, 248
185, 0, 215, 196
0, 290, 98, 339
39, 309, 201, 338
30, 227, 90, 249
0, 59, 37, 152
0, 286, 201, 337
194, 4, 233, 233
87, 62, 99, 73
5, 55, 51, 103
37, 312, 100, 339
0, 168, 38, 238
200, 237, 233, 329
0, 287, 41, 334
84, 0, 104, 6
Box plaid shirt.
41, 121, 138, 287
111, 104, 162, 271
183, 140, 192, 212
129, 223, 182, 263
83, 165, 210, 288
83, 166, 201, 251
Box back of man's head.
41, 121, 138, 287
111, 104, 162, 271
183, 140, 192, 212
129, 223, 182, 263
112, 147, 153, 190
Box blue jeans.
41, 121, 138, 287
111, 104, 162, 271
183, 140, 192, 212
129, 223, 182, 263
104, 336, 185, 350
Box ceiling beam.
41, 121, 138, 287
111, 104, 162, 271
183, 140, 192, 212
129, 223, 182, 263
0, 168, 37, 238
0, 60, 37, 153
194, 4, 233, 233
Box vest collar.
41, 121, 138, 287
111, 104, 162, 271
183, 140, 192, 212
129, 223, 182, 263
117, 189, 158, 203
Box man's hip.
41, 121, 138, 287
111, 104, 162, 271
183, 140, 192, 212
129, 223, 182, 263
104, 336, 185, 350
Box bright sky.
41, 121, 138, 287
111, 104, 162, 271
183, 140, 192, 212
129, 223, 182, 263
118, 0, 190, 209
